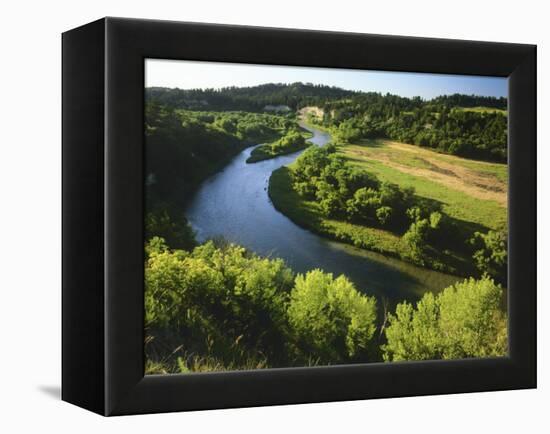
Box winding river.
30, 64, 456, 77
186, 124, 460, 304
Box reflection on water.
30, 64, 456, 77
186, 124, 460, 304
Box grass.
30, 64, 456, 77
145, 352, 270, 375
345, 139, 508, 183
351, 159, 506, 229
438, 156, 508, 184
456, 106, 508, 115
341, 140, 507, 230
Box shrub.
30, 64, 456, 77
287, 269, 377, 363
469, 230, 507, 284
145, 239, 296, 368
401, 219, 431, 264
376, 206, 393, 225
383, 277, 508, 361
145, 207, 197, 251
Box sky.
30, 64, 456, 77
145, 59, 507, 100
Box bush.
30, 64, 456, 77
376, 206, 393, 225
145, 207, 197, 251
401, 219, 431, 264
144, 238, 222, 329
145, 239, 297, 369
469, 230, 507, 284
145, 238, 507, 371
287, 269, 377, 363
383, 277, 507, 361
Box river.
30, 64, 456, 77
186, 124, 460, 305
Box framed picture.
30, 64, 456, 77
62, 17, 536, 416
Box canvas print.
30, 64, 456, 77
144, 60, 508, 374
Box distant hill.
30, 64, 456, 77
145, 82, 508, 162
145, 82, 358, 112
146, 83, 507, 114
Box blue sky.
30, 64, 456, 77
145, 59, 507, 100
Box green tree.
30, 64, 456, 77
145, 239, 296, 369
145, 237, 219, 329
293, 145, 335, 197
335, 119, 362, 143
145, 207, 197, 251
287, 269, 377, 363
469, 230, 507, 284
383, 277, 507, 361
345, 187, 381, 221
376, 206, 393, 225
401, 219, 431, 264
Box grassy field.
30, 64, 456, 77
269, 138, 507, 276
455, 106, 508, 115
342, 140, 508, 224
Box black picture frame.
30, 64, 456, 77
62, 17, 536, 416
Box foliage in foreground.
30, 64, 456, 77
383, 276, 507, 361
145, 237, 378, 373
288, 270, 377, 363
145, 206, 197, 251
145, 237, 507, 373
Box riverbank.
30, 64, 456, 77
269, 164, 475, 276
269, 166, 404, 260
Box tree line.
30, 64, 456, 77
146, 82, 357, 112
147, 84, 508, 163
322, 92, 507, 162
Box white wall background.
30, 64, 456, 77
0, 0, 546, 431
